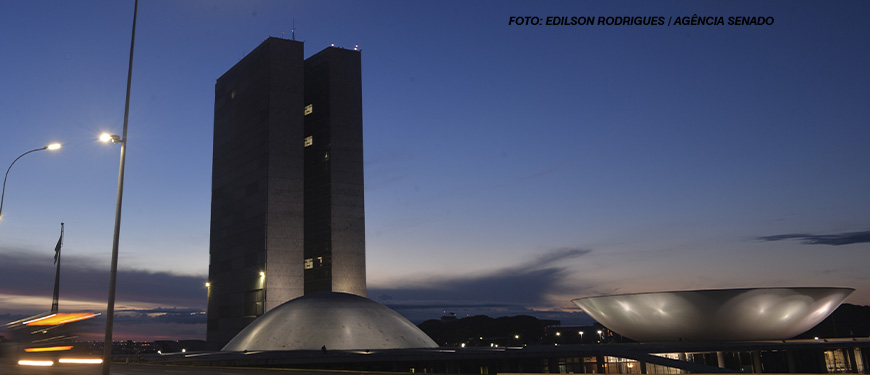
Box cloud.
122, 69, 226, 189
0, 245, 594, 338
0, 247, 207, 313
114, 307, 206, 325
370, 247, 593, 323
757, 229, 870, 246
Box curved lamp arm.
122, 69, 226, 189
0, 144, 61, 220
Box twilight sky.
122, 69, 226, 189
1, 1, 869, 341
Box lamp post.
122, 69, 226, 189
0, 143, 62, 221
102, 0, 137, 373
100, 129, 127, 372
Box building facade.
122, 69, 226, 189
303, 47, 366, 296
207, 37, 365, 349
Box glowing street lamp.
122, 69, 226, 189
100, 133, 122, 143
1, 143, 62, 221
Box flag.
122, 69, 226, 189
54, 222, 64, 264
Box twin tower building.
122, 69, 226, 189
207, 38, 366, 349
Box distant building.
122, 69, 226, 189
207, 37, 365, 349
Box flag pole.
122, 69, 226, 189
51, 222, 64, 313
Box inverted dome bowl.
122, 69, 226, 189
572, 287, 853, 342
223, 292, 438, 351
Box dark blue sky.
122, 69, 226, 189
1, 1, 868, 340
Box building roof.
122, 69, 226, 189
223, 292, 438, 351
572, 287, 854, 342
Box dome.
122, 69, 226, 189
223, 292, 438, 351
572, 287, 853, 342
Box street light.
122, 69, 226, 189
1, 143, 62, 221
99, 133, 121, 143
101, 130, 128, 374
102, 1, 137, 374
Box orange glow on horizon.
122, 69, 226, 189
25, 346, 73, 353
24, 312, 100, 326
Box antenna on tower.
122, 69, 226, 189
292, 18, 296, 41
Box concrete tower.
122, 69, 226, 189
303, 47, 366, 296
207, 38, 365, 349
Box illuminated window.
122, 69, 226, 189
304, 136, 313, 147
304, 104, 313, 116
304, 258, 314, 269
244, 289, 265, 317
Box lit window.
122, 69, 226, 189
304, 104, 313, 116
304, 136, 313, 147
304, 258, 313, 269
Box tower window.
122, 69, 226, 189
304, 136, 313, 147
304, 104, 313, 116
304, 258, 314, 269
244, 289, 265, 317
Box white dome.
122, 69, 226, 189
223, 292, 438, 351
573, 287, 853, 342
